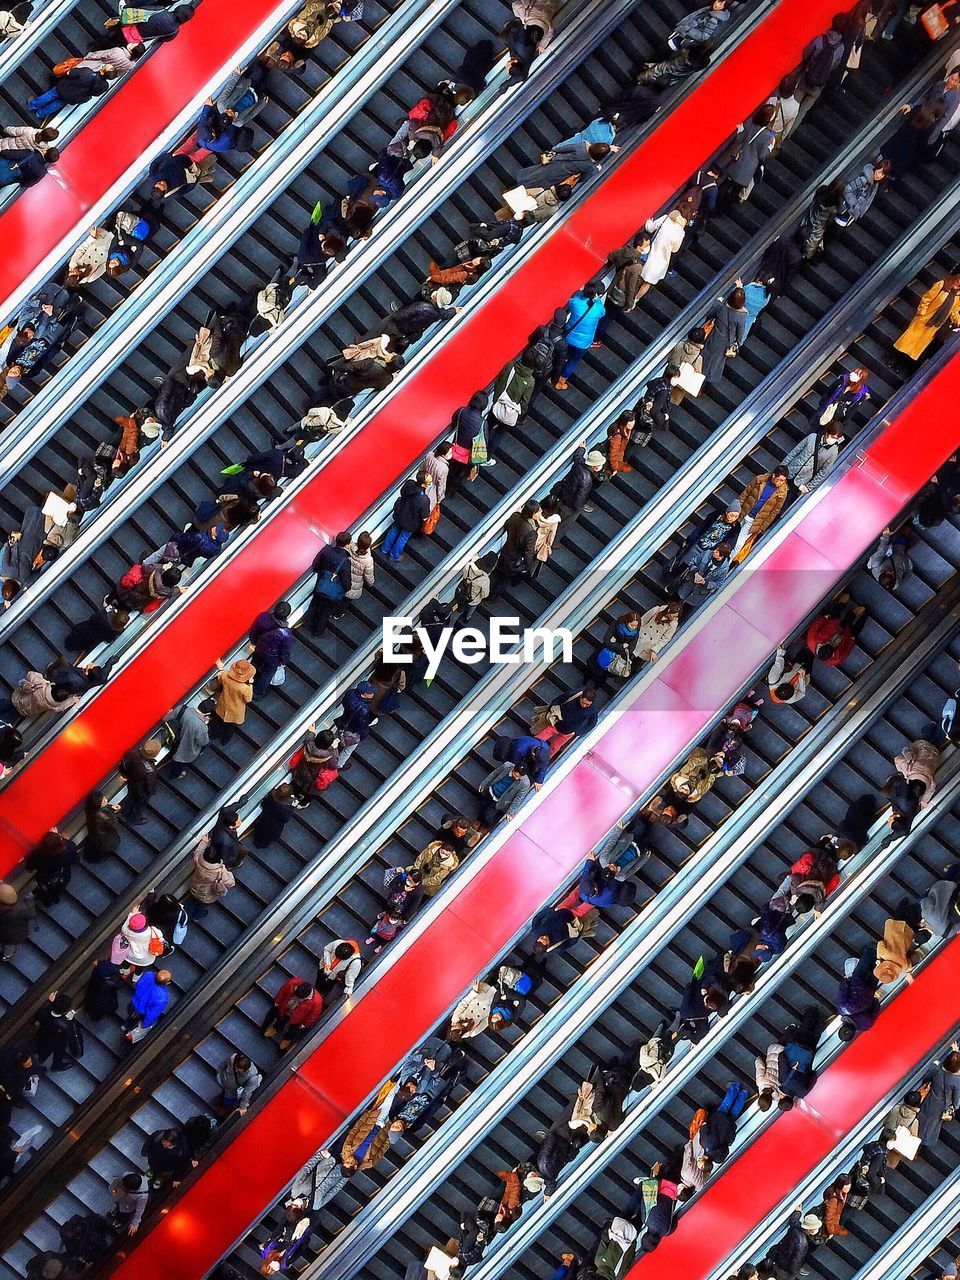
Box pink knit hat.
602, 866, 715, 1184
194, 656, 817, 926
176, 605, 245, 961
128, 913, 147, 931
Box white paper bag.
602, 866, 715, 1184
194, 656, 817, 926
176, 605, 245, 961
891, 1125, 921, 1160
677, 361, 705, 397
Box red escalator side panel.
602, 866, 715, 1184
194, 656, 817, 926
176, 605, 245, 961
0, 0, 853, 868
0, 0, 280, 311
628, 934, 960, 1279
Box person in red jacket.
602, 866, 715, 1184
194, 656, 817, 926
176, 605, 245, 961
260, 979, 323, 1049
805, 594, 865, 667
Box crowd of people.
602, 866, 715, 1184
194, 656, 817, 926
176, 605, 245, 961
1, 0, 960, 1274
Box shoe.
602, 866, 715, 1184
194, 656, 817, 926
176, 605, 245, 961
369, 717, 379, 727
364, 937, 375, 946
279, 1040, 292, 1051
263, 1026, 276, 1037
583, 503, 595, 513
555, 377, 569, 391
591, 341, 602, 348
481, 458, 497, 466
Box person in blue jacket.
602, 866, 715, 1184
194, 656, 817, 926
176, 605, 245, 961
555, 279, 607, 390
122, 968, 172, 1035
578, 852, 636, 907
502, 734, 551, 788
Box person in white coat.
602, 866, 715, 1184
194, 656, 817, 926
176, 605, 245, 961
633, 209, 686, 304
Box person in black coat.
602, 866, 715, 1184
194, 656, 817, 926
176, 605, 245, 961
382, 471, 432, 561
446, 392, 488, 492
141, 1126, 192, 1189
82, 958, 123, 1021
0, 147, 54, 187
376, 293, 457, 348
0, 1045, 38, 1123
761, 1207, 822, 1280
252, 782, 298, 848
25, 831, 79, 906
551, 446, 604, 521
82, 791, 121, 862
64, 604, 129, 653
36, 991, 83, 1071
624, 1148, 683, 1250
119, 741, 160, 826
28, 64, 117, 116
0, 883, 34, 961
529, 905, 579, 959
206, 807, 245, 867
496, 499, 540, 585
306, 531, 352, 636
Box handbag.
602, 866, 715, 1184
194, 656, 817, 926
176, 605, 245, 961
110, 933, 130, 966
270, 665, 286, 687
470, 432, 488, 466
147, 928, 164, 957
126, 1022, 150, 1044
819, 399, 838, 426
422, 504, 441, 535
921, 0, 957, 38
608, 654, 632, 678
529, 703, 561, 734
491, 388, 522, 426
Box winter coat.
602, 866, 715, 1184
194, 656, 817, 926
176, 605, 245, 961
641, 212, 685, 284
532, 510, 561, 561
504, 734, 551, 785
594, 1218, 638, 1280
921, 878, 960, 937
919, 1063, 960, 1144
449, 981, 496, 1037
216, 1054, 261, 1108
894, 278, 960, 360
272, 977, 323, 1028
840, 163, 880, 223
607, 245, 648, 311
492, 360, 536, 415
346, 544, 374, 599
290, 1150, 348, 1213
213, 661, 255, 724
392, 478, 431, 532
670, 747, 718, 802
413, 841, 460, 896
512, 0, 557, 44
722, 124, 775, 187
53, 66, 111, 104
767, 1211, 814, 1278
701, 302, 748, 383
0, 894, 35, 945
248, 612, 293, 666
535, 1127, 576, 1195
893, 738, 939, 807
670, 4, 730, 44
738, 472, 788, 537
835, 971, 879, 1031
170, 705, 209, 764
319, 940, 362, 996
501, 511, 538, 576
421, 450, 449, 506
552, 447, 595, 513
480, 761, 531, 819
677, 545, 730, 606
130, 970, 170, 1029
821, 1182, 849, 1238
634, 606, 678, 661
782, 432, 842, 489
873, 918, 915, 985
559, 291, 605, 349
66, 226, 114, 284
188, 849, 235, 904
516, 142, 600, 192
867, 531, 912, 588
11, 671, 76, 717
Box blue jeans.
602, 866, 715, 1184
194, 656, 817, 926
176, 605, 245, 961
28, 88, 63, 119
560, 343, 590, 380
383, 525, 412, 560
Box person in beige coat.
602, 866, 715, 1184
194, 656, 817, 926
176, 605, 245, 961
894, 276, 960, 361
10, 670, 79, 718
893, 735, 940, 807
634, 603, 681, 662
210, 657, 255, 743
186, 843, 236, 916
412, 841, 460, 896
873, 917, 916, 985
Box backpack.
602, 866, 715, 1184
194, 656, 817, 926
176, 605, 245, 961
119, 563, 145, 591
802, 33, 842, 87
689, 1107, 709, 1139
525, 336, 553, 378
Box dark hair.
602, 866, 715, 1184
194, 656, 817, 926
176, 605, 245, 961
233, 1053, 251, 1071
664, 362, 681, 380
356, 531, 373, 552
334, 530, 352, 547
583, 278, 605, 300
520, 497, 542, 519
837, 1023, 855, 1042
468, 391, 487, 411
714, 540, 733, 559
198, 697, 217, 714
293, 981, 312, 999
435, 441, 452, 458
775, 683, 795, 701
321, 231, 347, 257
160, 566, 182, 588
129, 42, 146, 58
273, 601, 292, 622
121, 1173, 142, 1192
753, 103, 777, 127
728, 287, 746, 310
777, 1094, 795, 1111
586, 142, 612, 162
334, 942, 355, 960
43, 146, 60, 163
772, 466, 789, 478
219, 807, 241, 827
794, 893, 816, 914
945, 1051, 960, 1073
